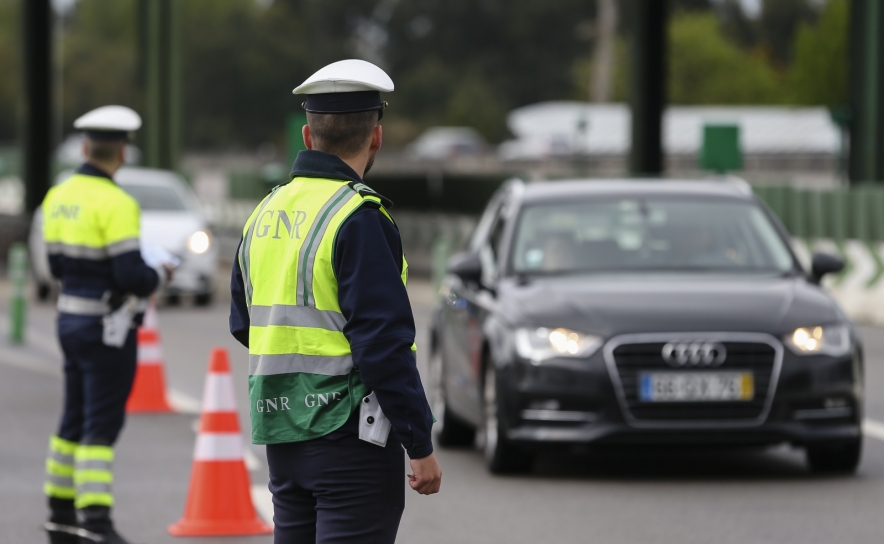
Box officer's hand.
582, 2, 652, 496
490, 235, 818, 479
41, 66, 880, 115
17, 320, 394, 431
408, 452, 442, 495
162, 263, 175, 282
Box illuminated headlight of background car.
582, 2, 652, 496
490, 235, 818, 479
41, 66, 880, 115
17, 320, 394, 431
784, 323, 851, 356
187, 230, 212, 254
515, 327, 603, 364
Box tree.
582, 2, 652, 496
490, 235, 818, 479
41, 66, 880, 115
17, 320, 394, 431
667, 12, 784, 104
788, 0, 849, 107
757, 0, 819, 67
61, 0, 140, 131
0, 0, 20, 143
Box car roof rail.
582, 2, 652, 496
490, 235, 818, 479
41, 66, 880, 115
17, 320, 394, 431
717, 175, 753, 196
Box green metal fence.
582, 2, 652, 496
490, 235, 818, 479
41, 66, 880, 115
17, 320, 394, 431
753, 185, 884, 242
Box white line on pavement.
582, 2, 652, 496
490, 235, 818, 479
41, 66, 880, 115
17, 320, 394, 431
250, 485, 274, 526
863, 419, 884, 441
167, 389, 202, 415
244, 448, 263, 471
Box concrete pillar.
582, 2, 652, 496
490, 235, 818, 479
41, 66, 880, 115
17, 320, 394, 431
628, 0, 667, 176
22, 0, 53, 213
143, 0, 181, 170
849, 0, 884, 183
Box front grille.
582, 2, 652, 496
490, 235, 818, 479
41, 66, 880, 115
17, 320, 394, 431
607, 336, 780, 425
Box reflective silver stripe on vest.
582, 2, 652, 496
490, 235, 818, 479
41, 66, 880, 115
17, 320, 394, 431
46, 242, 108, 260
240, 191, 278, 309
297, 185, 354, 308
106, 238, 141, 256
57, 295, 110, 316
249, 353, 353, 376
250, 304, 346, 330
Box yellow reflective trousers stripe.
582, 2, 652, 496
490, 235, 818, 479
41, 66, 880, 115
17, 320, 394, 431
44, 436, 77, 500
73, 444, 114, 508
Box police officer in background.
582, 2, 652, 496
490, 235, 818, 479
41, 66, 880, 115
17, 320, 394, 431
41, 106, 173, 544
230, 59, 442, 543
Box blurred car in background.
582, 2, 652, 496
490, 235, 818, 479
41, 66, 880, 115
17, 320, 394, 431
431, 178, 863, 475
406, 127, 487, 160
30, 167, 218, 305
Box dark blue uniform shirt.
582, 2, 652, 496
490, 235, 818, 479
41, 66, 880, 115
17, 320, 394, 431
229, 150, 434, 460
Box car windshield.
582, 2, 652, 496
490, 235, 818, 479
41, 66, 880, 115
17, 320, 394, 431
511, 197, 795, 275
122, 184, 188, 211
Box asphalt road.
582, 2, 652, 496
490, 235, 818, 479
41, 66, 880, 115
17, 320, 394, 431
2, 277, 884, 543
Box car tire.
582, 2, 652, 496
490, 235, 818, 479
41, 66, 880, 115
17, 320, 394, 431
430, 347, 476, 447
165, 293, 181, 306
194, 292, 213, 306
482, 364, 533, 474
806, 437, 862, 474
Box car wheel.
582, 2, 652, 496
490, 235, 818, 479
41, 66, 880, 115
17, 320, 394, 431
430, 347, 476, 447
36, 282, 51, 301
806, 437, 862, 474
194, 292, 213, 306
482, 364, 533, 474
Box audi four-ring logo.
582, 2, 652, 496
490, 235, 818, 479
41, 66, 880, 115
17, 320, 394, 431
661, 342, 727, 366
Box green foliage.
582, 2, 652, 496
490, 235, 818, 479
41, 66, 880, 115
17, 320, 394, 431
668, 13, 784, 104
757, 0, 819, 66
788, 0, 849, 107
61, 0, 140, 130
0, 0, 20, 142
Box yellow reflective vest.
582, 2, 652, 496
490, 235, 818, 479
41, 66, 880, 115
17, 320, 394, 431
239, 177, 408, 444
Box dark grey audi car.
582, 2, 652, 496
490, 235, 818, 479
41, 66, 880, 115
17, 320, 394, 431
429, 179, 863, 474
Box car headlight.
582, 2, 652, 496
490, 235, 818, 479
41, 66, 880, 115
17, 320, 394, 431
784, 324, 851, 356
515, 327, 603, 363
187, 230, 212, 254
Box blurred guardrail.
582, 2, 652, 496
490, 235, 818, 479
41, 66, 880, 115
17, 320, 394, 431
202, 200, 477, 278
753, 185, 884, 324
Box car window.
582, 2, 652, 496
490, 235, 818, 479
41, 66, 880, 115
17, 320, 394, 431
122, 184, 188, 211
511, 197, 795, 275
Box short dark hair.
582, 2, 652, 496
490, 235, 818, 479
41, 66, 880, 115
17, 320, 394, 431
85, 139, 125, 162
307, 111, 378, 158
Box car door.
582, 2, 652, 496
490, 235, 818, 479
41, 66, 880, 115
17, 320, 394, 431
441, 192, 509, 425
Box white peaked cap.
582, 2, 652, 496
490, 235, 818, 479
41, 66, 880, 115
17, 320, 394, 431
293, 59, 394, 95
73, 105, 142, 132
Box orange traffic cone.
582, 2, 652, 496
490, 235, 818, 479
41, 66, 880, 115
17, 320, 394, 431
168, 348, 273, 536
126, 300, 174, 413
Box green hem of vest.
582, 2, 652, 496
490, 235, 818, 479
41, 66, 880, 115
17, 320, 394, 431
250, 405, 355, 445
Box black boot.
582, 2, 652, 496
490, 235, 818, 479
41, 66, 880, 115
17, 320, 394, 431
77, 506, 131, 544
45, 498, 79, 544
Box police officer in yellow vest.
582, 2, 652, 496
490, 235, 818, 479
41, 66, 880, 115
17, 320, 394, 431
41, 106, 173, 544
230, 60, 441, 543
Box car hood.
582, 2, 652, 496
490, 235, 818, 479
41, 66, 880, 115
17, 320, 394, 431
496, 273, 842, 337
141, 212, 205, 253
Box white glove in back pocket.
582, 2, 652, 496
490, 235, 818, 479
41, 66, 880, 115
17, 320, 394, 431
358, 392, 391, 447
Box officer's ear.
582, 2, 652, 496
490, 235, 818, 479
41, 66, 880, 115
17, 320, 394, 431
302, 125, 314, 150
369, 124, 382, 153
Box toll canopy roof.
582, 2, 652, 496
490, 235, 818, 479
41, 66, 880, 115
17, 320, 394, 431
500, 102, 839, 160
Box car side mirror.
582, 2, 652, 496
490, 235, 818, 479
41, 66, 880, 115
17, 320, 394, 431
447, 251, 483, 285
811, 252, 844, 284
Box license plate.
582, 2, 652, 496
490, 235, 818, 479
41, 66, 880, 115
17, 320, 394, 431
639, 372, 754, 402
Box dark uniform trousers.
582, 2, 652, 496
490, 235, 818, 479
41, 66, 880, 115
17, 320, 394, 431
56, 315, 138, 445
266, 426, 405, 544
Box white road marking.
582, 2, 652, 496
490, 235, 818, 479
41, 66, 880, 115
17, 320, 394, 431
250, 485, 274, 526
244, 448, 263, 471
167, 389, 202, 414
863, 419, 884, 441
